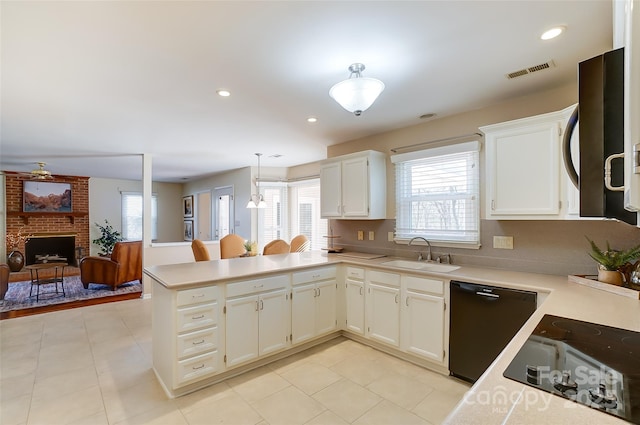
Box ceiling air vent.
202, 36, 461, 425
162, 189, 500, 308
506, 60, 556, 79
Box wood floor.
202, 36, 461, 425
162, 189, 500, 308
2, 267, 143, 320
1, 291, 143, 320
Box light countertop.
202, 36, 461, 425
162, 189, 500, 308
144, 251, 640, 424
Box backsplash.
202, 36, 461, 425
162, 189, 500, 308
329, 219, 640, 276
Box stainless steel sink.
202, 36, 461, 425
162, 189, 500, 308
380, 260, 460, 273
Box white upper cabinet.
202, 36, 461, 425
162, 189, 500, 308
482, 109, 577, 219
320, 150, 386, 219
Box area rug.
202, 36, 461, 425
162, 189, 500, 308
1, 276, 142, 313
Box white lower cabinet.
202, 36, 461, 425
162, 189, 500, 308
345, 267, 365, 335
366, 270, 401, 347
152, 283, 222, 393
225, 275, 290, 368
151, 263, 449, 398
291, 267, 337, 345
400, 275, 446, 364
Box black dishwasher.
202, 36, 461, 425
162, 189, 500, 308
449, 280, 537, 383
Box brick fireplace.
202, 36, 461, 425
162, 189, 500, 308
5, 173, 89, 281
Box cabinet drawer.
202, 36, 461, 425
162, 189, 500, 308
346, 267, 365, 280
177, 303, 218, 333
175, 351, 218, 385
177, 286, 219, 307
293, 267, 337, 285
227, 274, 289, 297
404, 276, 444, 295
367, 270, 400, 287
177, 326, 218, 359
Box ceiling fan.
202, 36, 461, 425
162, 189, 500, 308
15, 162, 54, 180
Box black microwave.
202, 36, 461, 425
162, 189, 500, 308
563, 47, 637, 226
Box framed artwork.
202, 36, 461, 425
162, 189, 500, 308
183, 195, 194, 218
23, 181, 72, 212
183, 220, 194, 241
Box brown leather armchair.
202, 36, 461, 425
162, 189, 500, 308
80, 241, 142, 290
0, 263, 9, 300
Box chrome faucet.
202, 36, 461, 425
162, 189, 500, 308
408, 237, 432, 261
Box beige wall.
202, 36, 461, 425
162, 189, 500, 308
320, 83, 640, 276
88, 177, 184, 254
328, 83, 578, 218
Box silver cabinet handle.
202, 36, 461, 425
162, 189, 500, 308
191, 314, 205, 320
394, 294, 399, 304
604, 153, 625, 191
317, 287, 321, 297
192, 339, 205, 345
255, 300, 259, 311
359, 286, 363, 296
260, 299, 264, 310
476, 291, 499, 299
192, 364, 205, 370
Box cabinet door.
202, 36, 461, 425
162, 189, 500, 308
342, 156, 369, 217
402, 290, 445, 363
315, 280, 337, 335
367, 283, 400, 347
259, 289, 290, 356
345, 279, 365, 335
487, 121, 560, 216
320, 162, 342, 217
291, 283, 316, 344
226, 295, 259, 367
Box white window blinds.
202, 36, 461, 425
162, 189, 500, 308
289, 179, 327, 251
121, 192, 158, 241
258, 184, 288, 245
392, 141, 480, 245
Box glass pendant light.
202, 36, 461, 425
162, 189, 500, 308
247, 153, 267, 209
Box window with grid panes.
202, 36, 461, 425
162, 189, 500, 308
391, 141, 480, 246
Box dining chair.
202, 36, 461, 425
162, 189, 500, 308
220, 234, 247, 259
191, 239, 211, 262
290, 234, 310, 252
263, 239, 290, 255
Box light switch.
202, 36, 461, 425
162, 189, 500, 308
357, 230, 364, 241
368, 231, 375, 240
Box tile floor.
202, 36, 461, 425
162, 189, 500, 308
0, 298, 470, 425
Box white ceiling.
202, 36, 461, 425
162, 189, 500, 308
0, 1, 613, 182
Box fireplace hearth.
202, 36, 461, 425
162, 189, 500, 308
25, 234, 76, 266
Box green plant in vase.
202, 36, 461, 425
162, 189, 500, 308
243, 240, 257, 256
93, 220, 123, 256
586, 237, 640, 286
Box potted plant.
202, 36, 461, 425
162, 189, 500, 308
243, 240, 257, 256
93, 220, 123, 256
586, 237, 640, 286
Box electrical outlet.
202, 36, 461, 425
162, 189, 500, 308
493, 236, 514, 249
388, 232, 395, 242
368, 231, 375, 241
357, 230, 364, 241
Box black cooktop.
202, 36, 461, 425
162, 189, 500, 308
503, 314, 640, 424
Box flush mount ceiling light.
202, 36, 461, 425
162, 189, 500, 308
329, 63, 385, 116
247, 153, 267, 209
541, 26, 565, 40
216, 89, 231, 97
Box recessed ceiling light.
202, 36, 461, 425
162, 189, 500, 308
307, 117, 318, 123
541, 26, 565, 40
216, 89, 231, 97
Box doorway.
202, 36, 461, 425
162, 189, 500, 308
214, 186, 235, 240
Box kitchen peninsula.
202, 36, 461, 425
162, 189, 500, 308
145, 251, 640, 424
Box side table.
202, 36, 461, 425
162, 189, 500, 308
25, 262, 68, 302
